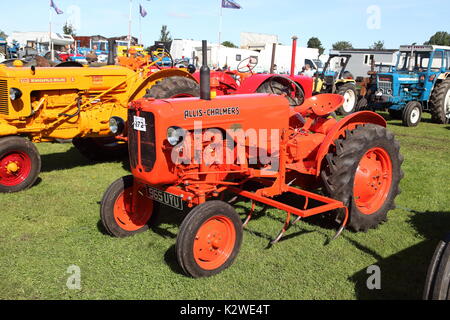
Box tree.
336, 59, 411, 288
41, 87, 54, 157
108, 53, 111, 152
307, 37, 325, 56
159, 25, 172, 43
370, 40, 385, 50
221, 41, 238, 48
63, 22, 76, 36
425, 31, 450, 46
0, 30, 7, 39
332, 41, 353, 51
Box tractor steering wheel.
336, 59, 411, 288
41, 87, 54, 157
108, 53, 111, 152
150, 50, 174, 69
237, 56, 258, 73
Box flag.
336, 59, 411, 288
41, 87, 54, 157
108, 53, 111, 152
50, 0, 64, 15
222, 0, 242, 9
139, 4, 148, 18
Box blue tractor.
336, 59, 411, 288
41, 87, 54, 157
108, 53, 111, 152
369, 45, 450, 126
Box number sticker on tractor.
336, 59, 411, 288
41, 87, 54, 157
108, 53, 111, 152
146, 186, 184, 210
133, 116, 146, 132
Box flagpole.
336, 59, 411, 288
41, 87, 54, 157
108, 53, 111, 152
49, 7, 54, 61
128, 0, 133, 48
139, 12, 142, 45
217, 0, 223, 68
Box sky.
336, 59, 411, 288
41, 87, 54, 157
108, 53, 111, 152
1, 0, 449, 52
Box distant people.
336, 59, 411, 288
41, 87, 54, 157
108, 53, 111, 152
272, 64, 278, 73
86, 45, 98, 64
302, 64, 315, 78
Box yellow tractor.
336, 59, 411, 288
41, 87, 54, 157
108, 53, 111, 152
0, 47, 199, 193
313, 54, 358, 115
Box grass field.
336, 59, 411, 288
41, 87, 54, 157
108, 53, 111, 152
1, 112, 449, 300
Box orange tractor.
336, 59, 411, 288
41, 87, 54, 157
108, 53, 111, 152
100, 41, 404, 277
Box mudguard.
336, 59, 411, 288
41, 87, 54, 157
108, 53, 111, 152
315, 111, 387, 175
236, 74, 313, 99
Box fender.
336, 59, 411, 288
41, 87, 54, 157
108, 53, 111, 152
314, 111, 387, 176
236, 74, 313, 98
129, 69, 198, 101
290, 75, 313, 99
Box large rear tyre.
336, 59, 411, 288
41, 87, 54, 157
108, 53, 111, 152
321, 124, 404, 232
423, 234, 450, 300
176, 201, 243, 278
0, 136, 41, 193
72, 137, 128, 161
429, 80, 450, 124
100, 175, 157, 238
336, 83, 358, 115
145, 76, 199, 99
402, 101, 422, 127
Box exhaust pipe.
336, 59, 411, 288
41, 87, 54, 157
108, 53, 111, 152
107, 38, 117, 66
200, 40, 211, 100
290, 36, 298, 76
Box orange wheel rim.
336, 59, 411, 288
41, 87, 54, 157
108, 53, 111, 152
193, 216, 236, 271
113, 187, 153, 231
353, 148, 393, 215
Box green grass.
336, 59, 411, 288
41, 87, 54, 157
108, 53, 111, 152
1, 112, 449, 300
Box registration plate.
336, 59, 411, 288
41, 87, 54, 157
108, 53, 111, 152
133, 116, 146, 132
146, 186, 184, 210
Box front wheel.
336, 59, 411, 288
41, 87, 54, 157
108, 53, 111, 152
100, 175, 157, 238
402, 101, 422, 127
0, 136, 41, 193
336, 83, 358, 115
321, 124, 404, 231
176, 201, 243, 278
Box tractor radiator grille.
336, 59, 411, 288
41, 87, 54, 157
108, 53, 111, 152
127, 110, 156, 172
0, 80, 8, 115
378, 80, 393, 95
139, 111, 156, 172
128, 109, 138, 169
378, 75, 393, 95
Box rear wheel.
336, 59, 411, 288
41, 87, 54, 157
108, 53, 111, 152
321, 124, 403, 231
145, 76, 199, 99
72, 137, 128, 161
0, 136, 41, 193
336, 83, 358, 115
176, 201, 243, 278
402, 101, 422, 127
429, 80, 450, 124
424, 234, 450, 300
100, 175, 157, 238
257, 78, 305, 106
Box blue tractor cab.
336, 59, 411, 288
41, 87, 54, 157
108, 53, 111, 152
370, 45, 450, 126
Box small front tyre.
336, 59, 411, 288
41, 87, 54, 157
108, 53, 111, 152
402, 101, 422, 127
0, 136, 41, 193
176, 201, 243, 278
100, 175, 157, 238
336, 83, 358, 115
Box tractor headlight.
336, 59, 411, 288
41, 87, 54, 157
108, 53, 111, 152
109, 117, 125, 135
167, 126, 185, 146
9, 88, 22, 100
